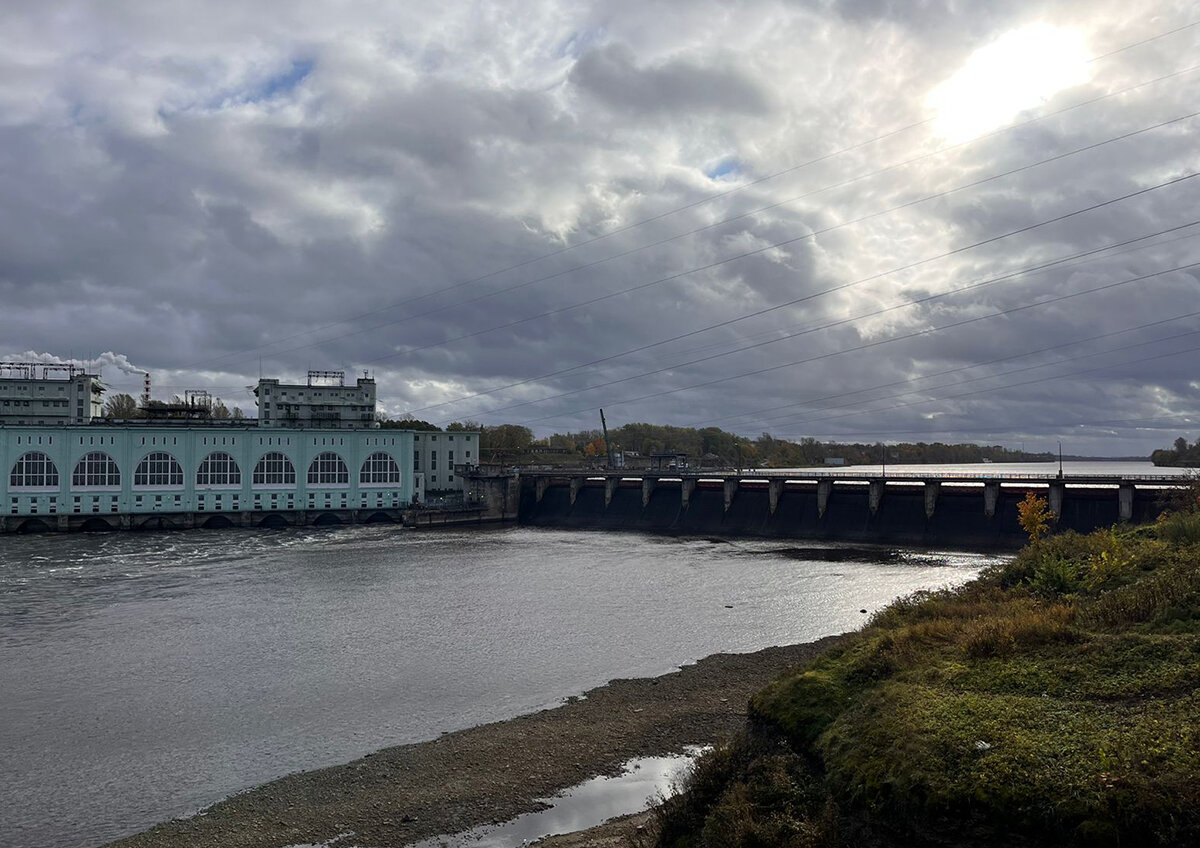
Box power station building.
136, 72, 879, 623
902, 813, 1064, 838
0, 362, 104, 426
0, 365, 480, 533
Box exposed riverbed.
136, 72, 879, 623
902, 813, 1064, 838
0, 525, 1001, 848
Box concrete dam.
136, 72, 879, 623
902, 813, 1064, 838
516, 471, 1185, 548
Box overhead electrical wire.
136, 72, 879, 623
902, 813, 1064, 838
758, 325, 1200, 432
694, 303, 1200, 430
183, 20, 1200, 373
350, 111, 1198, 386
416, 177, 1200, 421
766, 336, 1200, 439
516, 258, 1200, 426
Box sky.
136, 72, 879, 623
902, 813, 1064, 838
1, 0, 1198, 455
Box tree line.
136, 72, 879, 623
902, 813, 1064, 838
383, 416, 1052, 467
1151, 436, 1200, 467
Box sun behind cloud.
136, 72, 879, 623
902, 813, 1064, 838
929, 23, 1091, 143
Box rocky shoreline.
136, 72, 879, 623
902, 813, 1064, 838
106, 637, 844, 848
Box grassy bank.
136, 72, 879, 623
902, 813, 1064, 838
651, 486, 1200, 847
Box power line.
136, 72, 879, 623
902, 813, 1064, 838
696, 306, 1200, 430
418, 178, 1199, 421
769, 336, 1200, 439
263, 65, 1200, 371
183, 22, 1200, 372
761, 325, 1200, 432
354, 112, 1196, 389
517, 259, 1200, 426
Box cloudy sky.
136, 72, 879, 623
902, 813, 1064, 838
2, 0, 1198, 455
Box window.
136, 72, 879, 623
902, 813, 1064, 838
252, 452, 295, 486
134, 452, 184, 488
9, 452, 59, 488
307, 452, 349, 486
414, 452, 421, 471
72, 452, 121, 488
360, 452, 401, 486
196, 452, 242, 487
431, 450, 438, 470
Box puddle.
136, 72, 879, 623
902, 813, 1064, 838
410, 748, 705, 848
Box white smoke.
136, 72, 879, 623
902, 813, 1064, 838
0, 350, 148, 376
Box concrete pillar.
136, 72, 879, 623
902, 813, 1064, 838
1048, 482, 1064, 518
536, 477, 550, 503
924, 481, 940, 519
681, 478, 695, 510
642, 477, 655, 508
817, 479, 833, 518
1119, 484, 1135, 522
569, 476, 582, 505
723, 478, 738, 511
868, 480, 884, 514
119, 514, 133, 530
984, 482, 1000, 517
605, 477, 617, 507
181, 512, 196, 529
57, 515, 70, 531
768, 479, 784, 516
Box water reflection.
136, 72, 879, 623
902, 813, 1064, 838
410, 749, 704, 848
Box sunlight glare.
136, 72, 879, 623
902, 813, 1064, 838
929, 24, 1090, 143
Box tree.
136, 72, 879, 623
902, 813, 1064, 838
231, 407, 245, 420
1175, 437, 1190, 453
1017, 491, 1055, 544
102, 393, 140, 419
483, 424, 533, 454
211, 399, 231, 420
447, 420, 482, 432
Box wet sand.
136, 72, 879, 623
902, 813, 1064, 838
106, 637, 842, 848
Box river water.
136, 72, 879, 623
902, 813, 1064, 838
4, 517, 1003, 846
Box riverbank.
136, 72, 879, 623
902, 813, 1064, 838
652, 509, 1200, 846
106, 638, 845, 848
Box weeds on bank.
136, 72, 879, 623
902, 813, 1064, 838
652, 494, 1200, 848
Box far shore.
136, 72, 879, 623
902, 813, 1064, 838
105, 637, 845, 848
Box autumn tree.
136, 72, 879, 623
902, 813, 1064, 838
1017, 491, 1055, 544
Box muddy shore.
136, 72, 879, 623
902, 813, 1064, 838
106, 637, 843, 848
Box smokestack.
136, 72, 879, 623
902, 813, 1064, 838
142, 373, 151, 407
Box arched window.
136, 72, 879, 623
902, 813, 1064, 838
9, 452, 59, 489
134, 452, 184, 488
253, 452, 295, 486
196, 452, 241, 488
359, 452, 401, 486
308, 452, 349, 486
72, 452, 121, 489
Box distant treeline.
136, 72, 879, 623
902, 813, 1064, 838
381, 416, 1052, 466
1151, 436, 1200, 467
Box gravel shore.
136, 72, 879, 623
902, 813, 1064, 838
106, 637, 843, 848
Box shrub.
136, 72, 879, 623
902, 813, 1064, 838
1030, 554, 1081, 595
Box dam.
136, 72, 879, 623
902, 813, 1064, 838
516, 469, 1189, 548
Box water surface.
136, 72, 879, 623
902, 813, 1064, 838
1, 524, 1000, 848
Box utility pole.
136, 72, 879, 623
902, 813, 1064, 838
1058, 441, 1064, 479
600, 409, 615, 469
880, 441, 887, 478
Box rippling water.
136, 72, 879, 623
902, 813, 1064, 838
0, 525, 1003, 848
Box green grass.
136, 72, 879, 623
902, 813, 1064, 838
653, 517, 1200, 848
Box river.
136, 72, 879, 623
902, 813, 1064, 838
4, 507, 1011, 846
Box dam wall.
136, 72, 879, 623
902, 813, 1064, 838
518, 474, 1175, 549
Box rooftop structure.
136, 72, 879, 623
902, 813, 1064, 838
0, 362, 104, 426
254, 371, 377, 430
